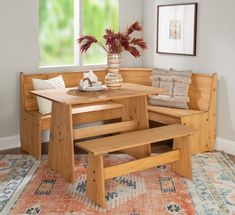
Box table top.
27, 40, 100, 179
31, 83, 166, 105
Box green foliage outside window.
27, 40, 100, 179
39, 0, 118, 66
39, 0, 74, 66
82, 0, 118, 65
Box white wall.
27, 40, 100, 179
119, 0, 143, 67
0, 0, 39, 138
143, 0, 235, 145
0, 0, 143, 148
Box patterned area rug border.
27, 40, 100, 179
0, 155, 40, 214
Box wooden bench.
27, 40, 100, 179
120, 69, 217, 154
20, 68, 217, 159
20, 70, 124, 160
76, 124, 197, 208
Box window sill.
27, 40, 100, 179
38, 64, 107, 72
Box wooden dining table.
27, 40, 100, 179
31, 83, 166, 183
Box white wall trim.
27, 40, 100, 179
0, 135, 20, 151
216, 137, 235, 156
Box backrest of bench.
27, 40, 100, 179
20, 70, 106, 111
120, 68, 153, 86
188, 73, 216, 111
21, 68, 216, 112
120, 68, 216, 111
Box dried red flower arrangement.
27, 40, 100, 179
77, 21, 147, 58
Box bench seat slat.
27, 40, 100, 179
148, 105, 205, 118
77, 124, 197, 155
27, 101, 123, 119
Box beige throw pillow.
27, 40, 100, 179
32, 75, 66, 114
149, 95, 189, 109
149, 68, 192, 109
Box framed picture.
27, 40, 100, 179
157, 3, 198, 56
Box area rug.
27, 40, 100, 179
8, 152, 235, 215
0, 154, 40, 215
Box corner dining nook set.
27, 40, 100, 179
20, 68, 217, 208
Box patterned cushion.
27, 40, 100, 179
149, 68, 192, 109
149, 95, 189, 109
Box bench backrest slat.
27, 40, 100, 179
188, 74, 215, 111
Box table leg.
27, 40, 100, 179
48, 102, 75, 183
118, 95, 151, 158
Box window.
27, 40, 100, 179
82, 0, 118, 65
39, 0, 118, 67
39, 0, 74, 66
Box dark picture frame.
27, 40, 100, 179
156, 3, 198, 56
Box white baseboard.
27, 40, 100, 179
216, 137, 235, 155
0, 135, 20, 151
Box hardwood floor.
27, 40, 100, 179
1, 144, 234, 163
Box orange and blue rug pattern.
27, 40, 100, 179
185, 153, 235, 215
3, 152, 235, 214
0, 154, 39, 214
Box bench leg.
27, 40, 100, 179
87, 154, 106, 208
172, 136, 193, 180
20, 112, 42, 160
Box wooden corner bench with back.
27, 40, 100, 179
20, 68, 216, 160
